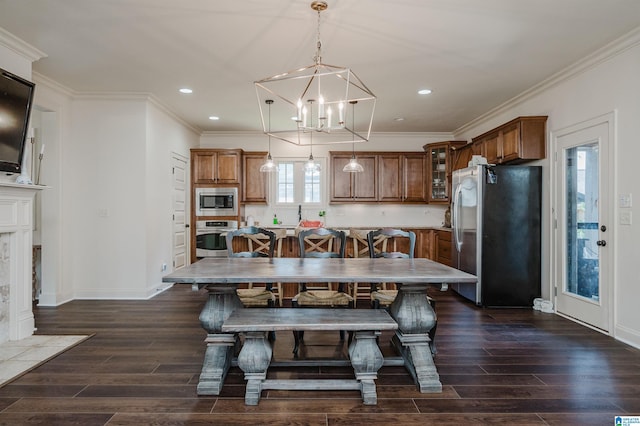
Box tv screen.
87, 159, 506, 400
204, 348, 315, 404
0, 67, 35, 174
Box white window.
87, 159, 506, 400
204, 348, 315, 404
273, 158, 324, 206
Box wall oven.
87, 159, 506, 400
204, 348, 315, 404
195, 187, 238, 217
195, 220, 238, 258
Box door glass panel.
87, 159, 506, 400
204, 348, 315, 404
430, 147, 447, 200
565, 143, 599, 300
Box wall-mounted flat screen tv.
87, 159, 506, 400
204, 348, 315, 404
0, 67, 35, 174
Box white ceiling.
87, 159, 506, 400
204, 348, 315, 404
1, 0, 639, 134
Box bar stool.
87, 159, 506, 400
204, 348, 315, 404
291, 227, 353, 356
226, 227, 279, 307
367, 228, 438, 354
348, 229, 387, 305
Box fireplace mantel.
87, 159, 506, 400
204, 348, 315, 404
0, 182, 47, 343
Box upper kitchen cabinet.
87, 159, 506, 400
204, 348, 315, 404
330, 152, 377, 202
378, 153, 428, 203
423, 141, 467, 204
472, 116, 547, 165
242, 152, 268, 204
451, 142, 474, 171
191, 149, 242, 184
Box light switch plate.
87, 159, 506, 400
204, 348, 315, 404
619, 193, 632, 208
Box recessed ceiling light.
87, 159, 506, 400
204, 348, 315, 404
209, 116, 220, 121
418, 89, 432, 95
179, 88, 193, 94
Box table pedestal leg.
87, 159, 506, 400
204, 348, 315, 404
389, 283, 441, 392
236, 332, 272, 405
196, 285, 242, 395
348, 330, 384, 405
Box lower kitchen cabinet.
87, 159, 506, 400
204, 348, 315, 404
435, 229, 453, 267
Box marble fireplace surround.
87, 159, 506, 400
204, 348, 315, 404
0, 182, 44, 344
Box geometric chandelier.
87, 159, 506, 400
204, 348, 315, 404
255, 1, 376, 146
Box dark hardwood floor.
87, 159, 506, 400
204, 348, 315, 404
1, 285, 639, 425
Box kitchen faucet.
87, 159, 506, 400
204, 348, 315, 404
298, 204, 302, 222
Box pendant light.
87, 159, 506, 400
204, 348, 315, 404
342, 100, 364, 173
255, 1, 376, 146
259, 99, 278, 173
304, 131, 321, 173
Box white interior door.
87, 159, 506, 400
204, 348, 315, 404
172, 153, 188, 270
554, 115, 613, 332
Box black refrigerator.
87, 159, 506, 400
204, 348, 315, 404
451, 165, 541, 307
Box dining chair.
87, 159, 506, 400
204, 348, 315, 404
367, 228, 438, 354
291, 227, 353, 356
348, 228, 388, 306
225, 226, 280, 307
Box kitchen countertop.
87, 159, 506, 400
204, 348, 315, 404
261, 225, 452, 237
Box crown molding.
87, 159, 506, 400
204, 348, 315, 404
454, 25, 640, 136
29, 75, 201, 134
32, 71, 75, 97
200, 130, 456, 139
75, 92, 200, 134
0, 27, 47, 62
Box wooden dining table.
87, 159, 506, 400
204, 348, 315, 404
162, 257, 477, 396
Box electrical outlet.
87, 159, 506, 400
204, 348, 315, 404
620, 211, 632, 225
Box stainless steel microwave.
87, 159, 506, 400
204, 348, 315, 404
195, 187, 238, 216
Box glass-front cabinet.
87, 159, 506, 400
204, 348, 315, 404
423, 141, 468, 204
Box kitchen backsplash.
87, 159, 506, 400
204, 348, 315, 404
243, 204, 448, 229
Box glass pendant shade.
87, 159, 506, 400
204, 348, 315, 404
304, 154, 321, 173
259, 153, 278, 172
342, 155, 364, 173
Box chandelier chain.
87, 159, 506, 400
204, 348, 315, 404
314, 5, 322, 64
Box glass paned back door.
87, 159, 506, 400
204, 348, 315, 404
565, 143, 599, 301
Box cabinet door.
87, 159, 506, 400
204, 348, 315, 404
378, 154, 403, 202
435, 230, 453, 266
242, 153, 268, 203
482, 132, 501, 164
192, 150, 241, 184
192, 151, 217, 183
427, 146, 448, 202
452, 144, 473, 171
216, 151, 240, 183
330, 155, 355, 201
403, 154, 427, 202
500, 123, 520, 163
352, 154, 377, 201
412, 228, 434, 259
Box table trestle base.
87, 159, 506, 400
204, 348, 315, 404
236, 330, 385, 405
392, 331, 442, 392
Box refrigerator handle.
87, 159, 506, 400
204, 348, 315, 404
453, 183, 463, 252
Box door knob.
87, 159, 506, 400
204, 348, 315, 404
596, 240, 607, 246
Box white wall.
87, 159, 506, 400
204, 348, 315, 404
29, 88, 199, 303
29, 78, 73, 306
454, 31, 640, 348
200, 132, 456, 228
145, 101, 199, 296
68, 98, 148, 299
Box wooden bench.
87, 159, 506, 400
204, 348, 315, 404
221, 308, 398, 405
